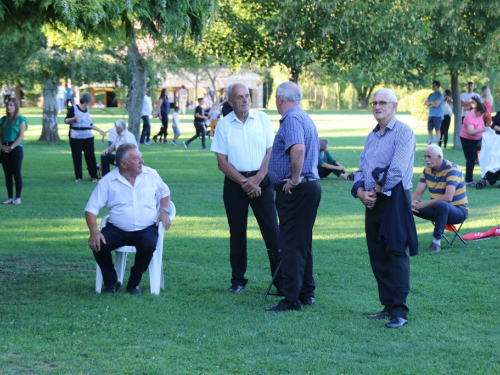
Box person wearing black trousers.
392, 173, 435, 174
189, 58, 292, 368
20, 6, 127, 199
183, 98, 207, 150
210, 82, 280, 294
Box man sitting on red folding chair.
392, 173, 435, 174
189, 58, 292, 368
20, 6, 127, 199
411, 144, 468, 252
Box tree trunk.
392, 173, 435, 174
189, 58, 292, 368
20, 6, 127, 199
39, 77, 61, 142
451, 70, 462, 148
288, 66, 300, 83
126, 37, 147, 141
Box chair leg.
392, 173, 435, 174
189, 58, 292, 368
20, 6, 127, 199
262, 260, 282, 300
96, 265, 103, 293
115, 250, 129, 284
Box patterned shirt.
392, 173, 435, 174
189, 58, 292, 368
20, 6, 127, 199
269, 105, 319, 185
353, 116, 416, 197
420, 159, 468, 209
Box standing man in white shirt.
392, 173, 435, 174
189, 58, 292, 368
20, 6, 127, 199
85, 143, 172, 295
100, 120, 138, 176
178, 85, 188, 115
140, 92, 153, 145
460, 82, 480, 123
211, 82, 280, 294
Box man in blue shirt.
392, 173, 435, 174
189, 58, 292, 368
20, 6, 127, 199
424, 81, 444, 144
352, 88, 417, 328
267, 81, 321, 312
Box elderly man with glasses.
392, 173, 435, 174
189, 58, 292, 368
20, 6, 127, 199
351, 88, 417, 329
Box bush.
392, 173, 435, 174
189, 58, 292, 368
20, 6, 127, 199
409, 89, 432, 121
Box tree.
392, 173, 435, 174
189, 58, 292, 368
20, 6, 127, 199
419, 0, 500, 146
1, 0, 213, 140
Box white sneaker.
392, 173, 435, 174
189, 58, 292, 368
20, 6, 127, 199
145, 141, 152, 146
2, 198, 13, 204
12, 198, 21, 205
75, 178, 82, 183
183, 141, 188, 150
465, 181, 475, 187
91, 178, 99, 183
171, 141, 177, 146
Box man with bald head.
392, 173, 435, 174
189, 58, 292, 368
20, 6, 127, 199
411, 144, 468, 252
352, 88, 417, 328
267, 81, 321, 312
211, 82, 280, 295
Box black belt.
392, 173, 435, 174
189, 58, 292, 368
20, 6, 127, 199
2, 142, 13, 146
239, 170, 259, 178
274, 176, 317, 191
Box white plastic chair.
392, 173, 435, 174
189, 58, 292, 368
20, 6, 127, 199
95, 201, 176, 295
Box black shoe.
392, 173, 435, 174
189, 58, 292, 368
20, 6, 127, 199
367, 310, 391, 319
385, 317, 408, 328
102, 281, 121, 294
152, 135, 158, 143
300, 297, 315, 306
228, 285, 245, 294
126, 286, 141, 295
266, 301, 301, 312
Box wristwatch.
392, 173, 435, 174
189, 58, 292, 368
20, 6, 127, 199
10, 146, 14, 150
162, 207, 171, 215
373, 187, 380, 194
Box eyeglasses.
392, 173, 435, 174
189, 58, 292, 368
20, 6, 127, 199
370, 101, 395, 108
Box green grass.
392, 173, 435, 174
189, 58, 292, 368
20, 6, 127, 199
1, 107, 499, 374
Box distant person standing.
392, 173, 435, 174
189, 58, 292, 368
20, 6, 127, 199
66, 84, 74, 110
170, 106, 181, 146
424, 81, 444, 144
56, 82, 66, 114
220, 89, 233, 117
152, 89, 170, 144
65, 93, 106, 182
183, 98, 207, 150
0, 98, 27, 205
481, 85, 493, 113
440, 89, 453, 148
178, 85, 188, 115
460, 82, 480, 123
140, 92, 153, 146
267, 81, 322, 312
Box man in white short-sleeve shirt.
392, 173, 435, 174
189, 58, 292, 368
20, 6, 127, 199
460, 81, 480, 121
100, 120, 138, 176
211, 82, 280, 295
85, 143, 171, 295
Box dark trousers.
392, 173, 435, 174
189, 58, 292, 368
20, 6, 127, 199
223, 175, 280, 287
365, 194, 410, 319
100, 153, 116, 177
460, 136, 480, 183
140, 115, 151, 143
440, 115, 451, 148
93, 223, 158, 288
1, 146, 23, 199
318, 165, 342, 178
413, 201, 468, 240
186, 122, 206, 148
70, 137, 98, 179
275, 180, 321, 308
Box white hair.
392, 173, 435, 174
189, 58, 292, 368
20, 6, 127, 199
426, 144, 443, 158
276, 81, 302, 102
226, 82, 248, 99
373, 88, 398, 103
115, 120, 127, 130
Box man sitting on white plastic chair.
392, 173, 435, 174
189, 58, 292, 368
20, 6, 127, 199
85, 143, 172, 295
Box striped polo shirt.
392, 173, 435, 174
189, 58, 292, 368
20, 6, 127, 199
420, 159, 468, 209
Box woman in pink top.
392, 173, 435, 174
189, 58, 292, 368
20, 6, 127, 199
460, 99, 488, 186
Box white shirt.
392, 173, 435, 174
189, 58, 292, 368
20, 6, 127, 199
210, 109, 274, 172
172, 112, 179, 127
106, 127, 117, 143
85, 166, 170, 231
113, 129, 138, 150
460, 92, 480, 117
57, 85, 66, 99
141, 95, 153, 117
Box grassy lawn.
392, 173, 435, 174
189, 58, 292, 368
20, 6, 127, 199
0, 107, 499, 374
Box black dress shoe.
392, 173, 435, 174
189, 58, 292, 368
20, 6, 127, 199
102, 281, 121, 294
228, 285, 245, 294
367, 310, 391, 319
126, 286, 142, 295
300, 297, 315, 306
385, 317, 408, 328
266, 301, 301, 312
